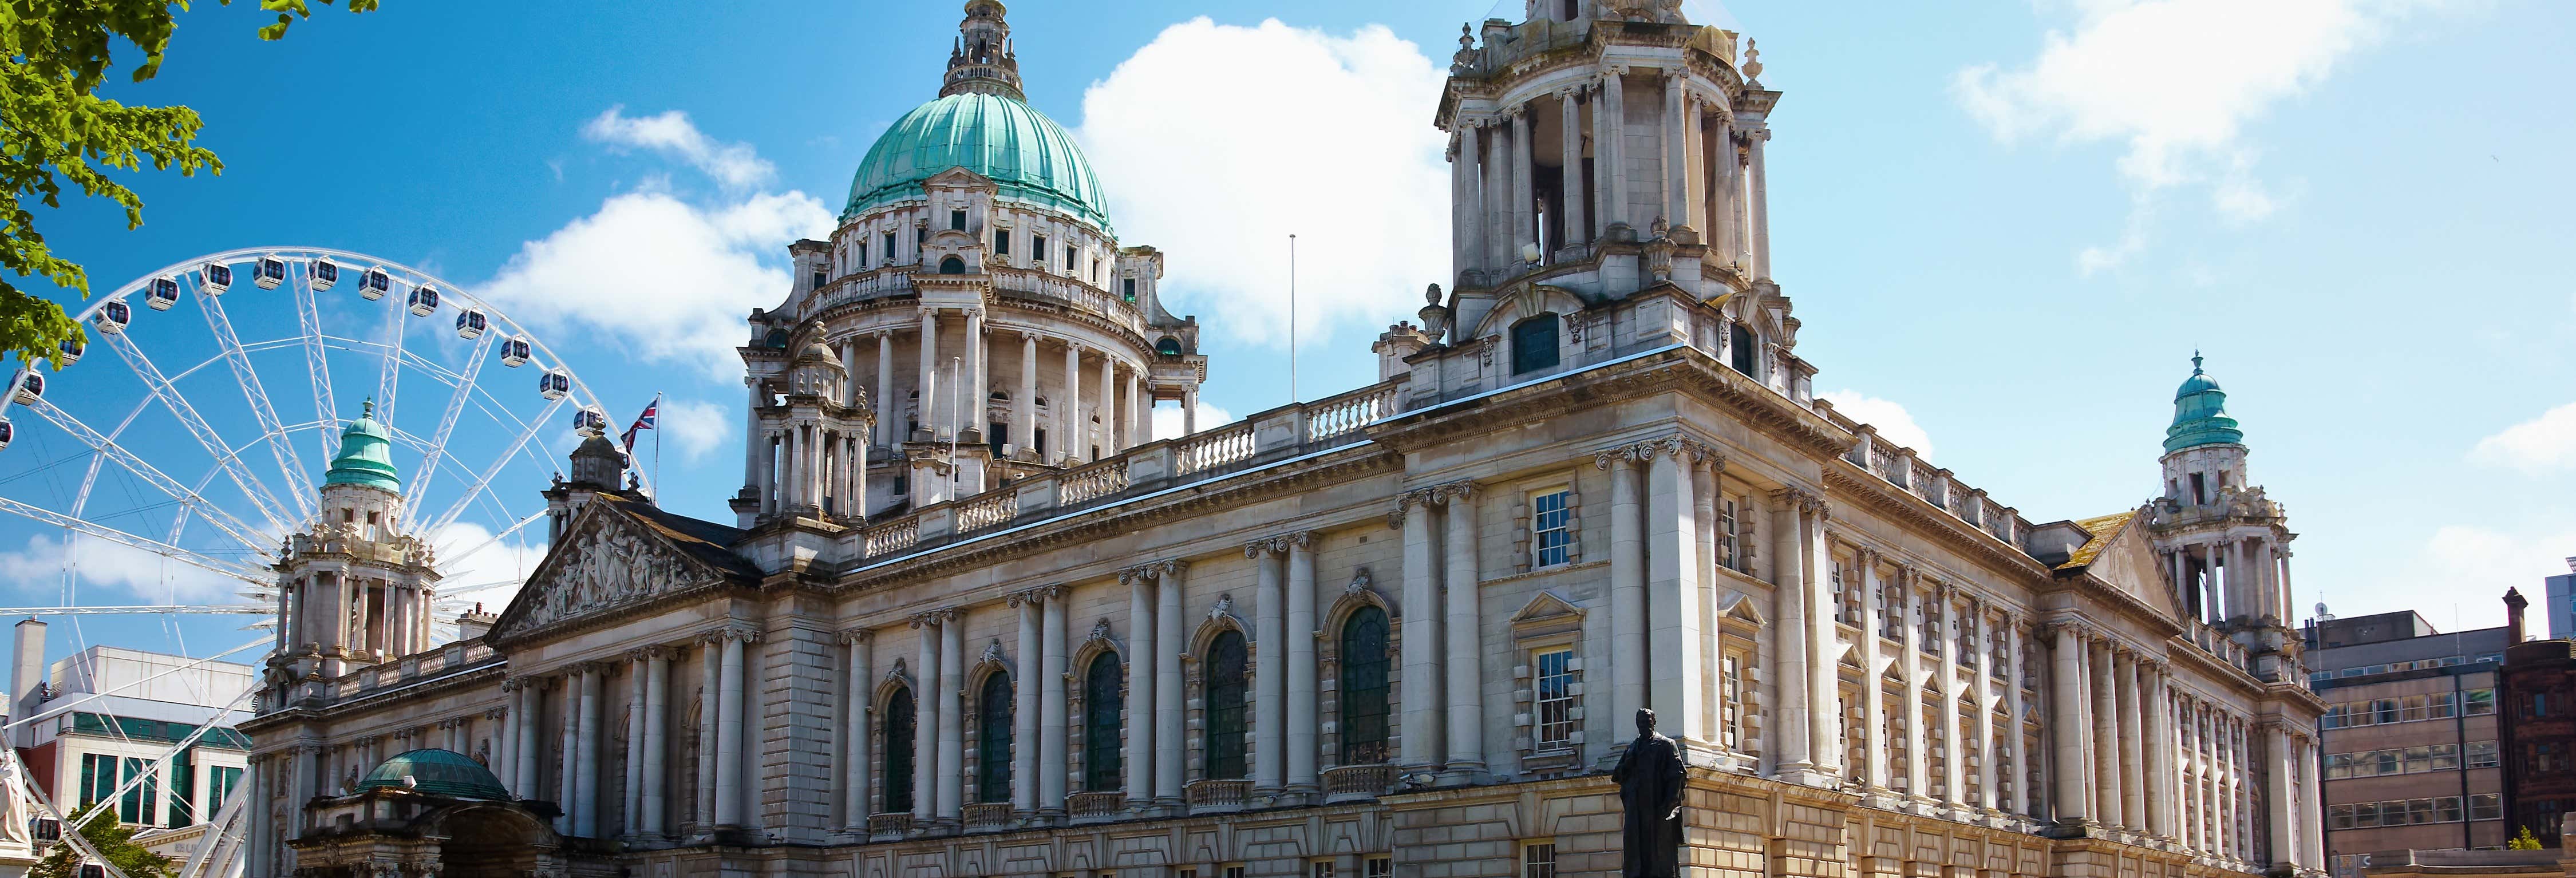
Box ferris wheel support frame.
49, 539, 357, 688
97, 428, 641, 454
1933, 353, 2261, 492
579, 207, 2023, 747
196, 283, 317, 521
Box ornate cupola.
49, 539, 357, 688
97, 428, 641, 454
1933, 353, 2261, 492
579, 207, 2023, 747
267, 402, 441, 697
2163, 353, 2245, 453
941, 0, 1022, 100
2145, 354, 2301, 682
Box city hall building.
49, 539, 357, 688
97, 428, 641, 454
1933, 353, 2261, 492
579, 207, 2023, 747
240, 3, 2327, 878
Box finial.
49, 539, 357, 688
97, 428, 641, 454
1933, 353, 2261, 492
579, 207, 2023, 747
1425, 283, 1443, 306
1743, 39, 1763, 80
361, 398, 375, 420
2191, 351, 2204, 374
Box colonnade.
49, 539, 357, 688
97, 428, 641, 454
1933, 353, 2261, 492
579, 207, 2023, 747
861, 310, 1149, 460
497, 629, 754, 842
2164, 536, 2293, 625
752, 420, 867, 516
1451, 68, 1771, 284
1851, 557, 2033, 817
1393, 481, 1485, 780
285, 570, 433, 670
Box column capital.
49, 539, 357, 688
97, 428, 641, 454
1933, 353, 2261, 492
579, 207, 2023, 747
1432, 478, 1480, 504
838, 627, 874, 646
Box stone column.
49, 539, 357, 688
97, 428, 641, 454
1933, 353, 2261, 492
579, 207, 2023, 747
938, 610, 965, 824
2048, 624, 2088, 825
1182, 385, 1199, 436
714, 634, 747, 830
1125, 370, 1142, 453
695, 644, 718, 832
2090, 639, 2120, 830
1510, 105, 1534, 258
1644, 445, 1704, 748
965, 309, 986, 433
743, 378, 764, 489
1899, 574, 1926, 803
876, 332, 895, 444
1017, 333, 1038, 457
624, 654, 646, 837
2146, 666, 2171, 838
1124, 571, 1156, 806
1769, 490, 1812, 774
2005, 619, 2029, 818
1443, 484, 1486, 777
1603, 70, 1629, 231
2267, 725, 2295, 871
1014, 596, 1042, 814
1286, 535, 1319, 798
2117, 650, 2144, 830
918, 308, 940, 435
1251, 540, 1287, 796
1662, 72, 1688, 230
1971, 607, 1997, 813
1936, 601, 1963, 809
1154, 563, 1185, 808
1693, 457, 1720, 738
1599, 452, 1646, 737
577, 666, 603, 837
2303, 735, 2326, 868
1040, 587, 1070, 821
1559, 89, 1586, 247
643, 649, 669, 838
1099, 354, 1117, 453
1484, 119, 1511, 270
777, 428, 799, 511
842, 632, 872, 829
1745, 127, 1772, 278
1859, 552, 1888, 793
513, 682, 539, 798
1062, 342, 1084, 464
1398, 492, 1443, 770
909, 619, 937, 823
1801, 496, 1838, 773
1453, 128, 1480, 280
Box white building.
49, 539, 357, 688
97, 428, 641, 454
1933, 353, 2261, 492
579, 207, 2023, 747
8, 623, 253, 836
242, 3, 2326, 878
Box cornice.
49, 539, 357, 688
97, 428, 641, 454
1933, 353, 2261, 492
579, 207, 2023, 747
1369, 347, 1845, 462
1823, 464, 2046, 588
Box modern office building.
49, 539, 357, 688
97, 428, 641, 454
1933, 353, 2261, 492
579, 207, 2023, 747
2307, 606, 2510, 877
9, 621, 254, 832
2544, 561, 2576, 640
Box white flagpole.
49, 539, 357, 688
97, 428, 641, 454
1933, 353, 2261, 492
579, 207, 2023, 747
652, 390, 663, 499
1289, 233, 1298, 405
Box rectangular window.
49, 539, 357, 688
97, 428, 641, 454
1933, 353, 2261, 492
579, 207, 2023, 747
883, 232, 896, 264
1310, 862, 1335, 878
996, 230, 1012, 256
1034, 235, 1049, 268
1123, 278, 1138, 303
950, 209, 967, 231
1534, 648, 1577, 746
1366, 859, 1391, 878
1522, 843, 1557, 878
2472, 793, 2504, 821
1531, 489, 1572, 568
1065, 245, 1076, 271
2470, 740, 2500, 769
169, 749, 195, 825
1718, 498, 1739, 571
1224, 868, 1247, 878
1720, 655, 1743, 749
2468, 688, 2498, 715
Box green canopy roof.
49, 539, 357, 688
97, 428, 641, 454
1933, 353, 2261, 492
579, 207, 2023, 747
359, 748, 509, 800
844, 92, 1113, 232
323, 400, 402, 492
2163, 354, 2245, 453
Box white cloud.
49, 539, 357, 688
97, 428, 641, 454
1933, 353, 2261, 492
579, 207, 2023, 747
1955, 0, 2445, 264
1820, 390, 1933, 457
427, 521, 548, 620
0, 533, 239, 606
2422, 524, 2576, 603
1077, 18, 1449, 349
2471, 401, 2576, 474
657, 397, 732, 462
583, 106, 775, 190
1153, 401, 1235, 442
483, 188, 832, 379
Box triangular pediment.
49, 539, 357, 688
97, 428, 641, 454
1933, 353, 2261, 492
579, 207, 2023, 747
487, 496, 755, 645
2063, 509, 2186, 621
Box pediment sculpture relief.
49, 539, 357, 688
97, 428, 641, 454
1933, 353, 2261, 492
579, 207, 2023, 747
520, 516, 726, 632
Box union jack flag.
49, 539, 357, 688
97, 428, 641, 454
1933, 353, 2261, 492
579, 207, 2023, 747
622, 398, 659, 451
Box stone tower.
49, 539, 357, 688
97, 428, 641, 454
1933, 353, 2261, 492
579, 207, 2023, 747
2147, 355, 2302, 681
268, 402, 440, 690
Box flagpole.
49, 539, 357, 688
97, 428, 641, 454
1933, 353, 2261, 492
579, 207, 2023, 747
651, 390, 662, 500
1288, 233, 1297, 405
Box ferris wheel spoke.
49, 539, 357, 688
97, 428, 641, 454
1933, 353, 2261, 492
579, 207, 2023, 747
430, 396, 565, 535
197, 283, 315, 519
296, 266, 340, 462
403, 330, 497, 523
98, 333, 301, 533
0, 496, 273, 587
23, 400, 272, 553
374, 292, 410, 426
434, 507, 546, 564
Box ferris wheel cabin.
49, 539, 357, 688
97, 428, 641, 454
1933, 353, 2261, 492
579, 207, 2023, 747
14, 373, 41, 405
146, 275, 182, 311
499, 335, 532, 367
92, 300, 129, 335
310, 256, 341, 291
408, 285, 440, 317
572, 406, 607, 437
55, 338, 82, 366
254, 254, 288, 290
358, 266, 392, 300
455, 309, 487, 339
539, 369, 570, 401
199, 261, 232, 295
0, 416, 13, 450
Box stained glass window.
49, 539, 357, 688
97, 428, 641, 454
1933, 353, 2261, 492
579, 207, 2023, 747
1085, 654, 1124, 791
978, 673, 1013, 803
883, 687, 915, 813
1340, 606, 1391, 764
1206, 631, 1249, 779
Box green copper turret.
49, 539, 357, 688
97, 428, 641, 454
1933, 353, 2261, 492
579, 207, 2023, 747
323, 400, 402, 492
2163, 354, 2245, 453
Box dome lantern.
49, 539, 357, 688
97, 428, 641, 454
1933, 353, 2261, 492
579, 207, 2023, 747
323, 399, 403, 492
2163, 353, 2245, 453
941, 0, 1023, 101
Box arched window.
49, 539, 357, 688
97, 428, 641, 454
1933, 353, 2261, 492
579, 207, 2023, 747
1729, 323, 1756, 375
939, 255, 966, 275
883, 686, 916, 813
1084, 654, 1124, 791
1340, 606, 1391, 764
1156, 337, 1182, 356
1204, 630, 1249, 780
1512, 313, 1560, 374
977, 673, 1013, 803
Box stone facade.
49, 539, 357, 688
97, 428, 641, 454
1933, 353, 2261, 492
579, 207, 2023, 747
239, 3, 2325, 878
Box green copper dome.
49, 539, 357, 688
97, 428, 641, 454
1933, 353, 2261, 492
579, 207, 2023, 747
359, 748, 509, 800
2163, 354, 2245, 453
844, 92, 1113, 232
323, 400, 402, 492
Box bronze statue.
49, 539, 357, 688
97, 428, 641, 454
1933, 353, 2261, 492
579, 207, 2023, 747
1611, 707, 1685, 878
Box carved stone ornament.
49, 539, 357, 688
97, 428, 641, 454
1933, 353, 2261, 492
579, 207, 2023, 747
982, 638, 1007, 667
1209, 593, 1233, 621
515, 511, 727, 634
1347, 568, 1373, 595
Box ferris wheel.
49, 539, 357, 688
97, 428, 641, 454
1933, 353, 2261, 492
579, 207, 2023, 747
0, 247, 630, 642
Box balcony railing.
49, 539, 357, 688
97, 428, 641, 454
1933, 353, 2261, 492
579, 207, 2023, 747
1827, 408, 2032, 554
855, 378, 1406, 563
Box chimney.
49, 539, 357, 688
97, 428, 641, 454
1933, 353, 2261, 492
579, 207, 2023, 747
9, 619, 44, 730
456, 604, 499, 642
2507, 587, 2531, 643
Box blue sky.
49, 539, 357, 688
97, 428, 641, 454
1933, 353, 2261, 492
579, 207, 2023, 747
10, 0, 2574, 669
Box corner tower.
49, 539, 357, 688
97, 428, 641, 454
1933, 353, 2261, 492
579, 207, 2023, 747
2146, 355, 2301, 681
269, 402, 441, 694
